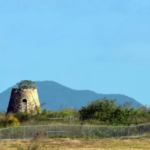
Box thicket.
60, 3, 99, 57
79, 97, 150, 125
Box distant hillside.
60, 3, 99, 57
0, 81, 142, 111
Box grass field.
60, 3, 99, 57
1, 138, 150, 150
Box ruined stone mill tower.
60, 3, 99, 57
7, 80, 40, 113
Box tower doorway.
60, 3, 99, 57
22, 99, 27, 112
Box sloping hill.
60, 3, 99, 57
0, 81, 142, 111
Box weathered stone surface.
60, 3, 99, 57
7, 88, 40, 113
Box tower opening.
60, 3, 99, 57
22, 99, 27, 112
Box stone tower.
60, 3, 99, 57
7, 88, 40, 113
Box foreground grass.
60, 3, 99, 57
1, 138, 150, 150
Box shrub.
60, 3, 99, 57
17, 80, 37, 89
15, 112, 31, 122
5, 114, 20, 127
79, 98, 133, 125
50, 108, 74, 118
41, 109, 51, 116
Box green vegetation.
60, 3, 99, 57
0, 114, 20, 127
79, 98, 150, 125
0, 97, 150, 127
17, 80, 37, 89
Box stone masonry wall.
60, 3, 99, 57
7, 88, 40, 113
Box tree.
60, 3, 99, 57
79, 97, 133, 125
79, 98, 117, 122
17, 80, 37, 89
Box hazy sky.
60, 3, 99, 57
0, 0, 150, 105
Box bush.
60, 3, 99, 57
17, 80, 37, 89
49, 108, 74, 118
79, 98, 133, 125
1, 114, 21, 127
15, 112, 31, 122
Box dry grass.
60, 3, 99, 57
1, 138, 150, 150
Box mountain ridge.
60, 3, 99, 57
0, 81, 142, 111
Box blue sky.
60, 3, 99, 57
0, 0, 150, 105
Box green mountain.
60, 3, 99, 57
0, 81, 142, 111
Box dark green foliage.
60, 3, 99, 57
79, 97, 149, 125
79, 98, 117, 124
17, 80, 37, 89
14, 112, 31, 122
